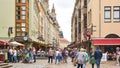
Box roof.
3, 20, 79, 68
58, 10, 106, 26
59, 38, 69, 43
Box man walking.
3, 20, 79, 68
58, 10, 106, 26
94, 47, 102, 68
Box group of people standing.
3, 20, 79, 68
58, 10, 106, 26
71, 47, 102, 68
8, 47, 36, 63
47, 47, 69, 64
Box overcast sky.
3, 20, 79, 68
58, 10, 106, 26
49, 0, 75, 42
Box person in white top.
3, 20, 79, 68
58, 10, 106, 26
9, 47, 13, 62
55, 48, 61, 64
13, 48, 17, 63
32, 47, 36, 63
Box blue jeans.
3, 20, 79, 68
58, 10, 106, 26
96, 59, 101, 68
9, 54, 13, 62
96, 64, 100, 68
56, 56, 61, 63
48, 56, 53, 63
13, 56, 17, 62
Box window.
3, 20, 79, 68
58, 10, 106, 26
84, 0, 87, 8
21, 28, 26, 31
21, 6, 26, 10
16, 28, 21, 31
21, 11, 26, 15
21, 23, 26, 27
16, 32, 21, 36
22, 32, 26, 36
21, 0, 26, 3
104, 6, 111, 22
16, 0, 20, 3
16, 16, 21, 20
113, 6, 120, 22
16, 23, 21, 27
78, 9, 81, 18
16, 11, 20, 15
21, 16, 26, 20
16, 6, 21, 10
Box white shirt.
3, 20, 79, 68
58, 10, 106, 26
13, 50, 17, 56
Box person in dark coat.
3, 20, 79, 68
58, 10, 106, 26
94, 47, 102, 68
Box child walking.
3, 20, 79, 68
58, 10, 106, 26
89, 55, 96, 68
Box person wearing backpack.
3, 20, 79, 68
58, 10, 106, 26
83, 49, 88, 68
94, 47, 102, 68
75, 48, 86, 68
89, 55, 96, 68
62, 48, 69, 63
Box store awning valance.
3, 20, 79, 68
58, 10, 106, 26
0, 40, 10, 46
93, 38, 120, 45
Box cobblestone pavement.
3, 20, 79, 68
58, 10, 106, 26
10, 58, 120, 68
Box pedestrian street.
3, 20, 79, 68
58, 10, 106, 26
9, 57, 120, 68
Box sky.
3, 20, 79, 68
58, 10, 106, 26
49, 0, 75, 42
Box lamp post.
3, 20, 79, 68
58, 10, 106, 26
23, 36, 28, 47
86, 30, 91, 56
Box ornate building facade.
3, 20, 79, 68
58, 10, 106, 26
71, 0, 120, 52
0, 0, 60, 49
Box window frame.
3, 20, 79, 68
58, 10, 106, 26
104, 6, 111, 22
113, 6, 120, 22
21, 0, 26, 3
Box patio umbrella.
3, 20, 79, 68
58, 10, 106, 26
10, 41, 24, 46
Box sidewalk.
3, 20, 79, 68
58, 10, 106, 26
9, 58, 120, 68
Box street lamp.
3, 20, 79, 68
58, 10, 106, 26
23, 32, 28, 47
23, 36, 28, 46
86, 30, 91, 56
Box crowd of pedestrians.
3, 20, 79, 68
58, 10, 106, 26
8, 47, 36, 63
47, 47, 69, 64
6, 46, 120, 68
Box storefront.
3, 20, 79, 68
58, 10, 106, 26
0, 40, 10, 61
92, 38, 120, 60
92, 38, 120, 52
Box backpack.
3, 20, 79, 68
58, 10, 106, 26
85, 52, 89, 62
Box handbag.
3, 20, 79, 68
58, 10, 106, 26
73, 59, 78, 66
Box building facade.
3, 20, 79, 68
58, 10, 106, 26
0, 0, 60, 49
0, 0, 15, 42
71, 0, 120, 52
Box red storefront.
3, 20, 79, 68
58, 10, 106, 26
0, 40, 10, 61
92, 38, 120, 52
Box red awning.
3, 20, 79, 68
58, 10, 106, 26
93, 38, 120, 45
0, 41, 10, 46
